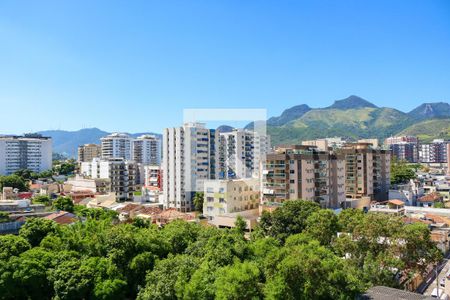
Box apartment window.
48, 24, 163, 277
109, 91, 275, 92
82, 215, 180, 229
206, 187, 214, 193
219, 198, 225, 203
290, 170, 295, 174
207, 197, 214, 202
290, 180, 295, 183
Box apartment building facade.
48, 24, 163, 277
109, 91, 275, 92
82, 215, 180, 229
419, 139, 449, 163
385, 136, 419, 163
217, 129, 270, 179
80, 158, 137, 201
338, 142, 390, 201
261, 145, 346, 208
203, 178, 260, 220
132, 135, 161, 165
162, 123, 218, 212
0, 134, 52, 175
77, 144, 101, 163
101, 133, 133, 160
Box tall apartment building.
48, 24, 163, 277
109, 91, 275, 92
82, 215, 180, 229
132, 135, 161, 165
77, 144, 101, 163
162, 123, 218, 212
217, 129, 270, 179
385, 136, 419, 163
447, 143, 450, 175
419, 139, 449, 163
338, 142, 390, 201
101, 133, 133, 160
203, 178, 260, 220
262, 145, 346, 208
0, 134, 52, 175
80, 158, 137, 201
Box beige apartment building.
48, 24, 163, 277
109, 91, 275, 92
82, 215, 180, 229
78, 144, 101, 163
262, 145, 346, 208
337, 142, 390, 201
203, 178, 260, 220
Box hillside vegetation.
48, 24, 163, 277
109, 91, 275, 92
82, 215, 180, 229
267, 96, 449, 146
399, 118, 450, 142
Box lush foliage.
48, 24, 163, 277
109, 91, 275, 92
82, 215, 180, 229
32, 195, 52, 206
52, 196, 75, 213
193, 192, 204, 212
0, 174, 29, 192
52, 160, 76, 176
390, 158, 417, 184
0, 212, 10, 223
0, 201, 442, 300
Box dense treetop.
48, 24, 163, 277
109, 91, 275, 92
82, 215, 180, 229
0, 200, 441, 299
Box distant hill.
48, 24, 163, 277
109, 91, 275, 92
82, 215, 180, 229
267, 104, 311, 126
407, 102, 450, 120
398, 118, 450, 142
216, 125, 234, 133
265, 96, 449, 146
326, 95, 378, 110
37, 128, 161, 158
30, 96, 450, 155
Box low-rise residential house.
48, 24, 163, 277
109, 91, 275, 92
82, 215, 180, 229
115, 203, 163, 222
203, 178, 260, 220
44, 211, 77, 225
436, 183, 450, 202
369, 200, 405, 216
209, 208, 259, 231
69, 191, 96, 204
418, 192, 444, 207
66, 175, 111, 194
154, 208, 195, 226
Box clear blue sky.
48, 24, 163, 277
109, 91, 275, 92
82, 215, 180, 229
1, 0, 449, 134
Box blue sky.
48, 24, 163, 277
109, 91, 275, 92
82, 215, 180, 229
1, 0, 449, 134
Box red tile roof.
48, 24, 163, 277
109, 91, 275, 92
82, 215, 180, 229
44, 211, 77, 225
388, 199, 405, 206
137, 206, 162, 216
418, 192, 443, 202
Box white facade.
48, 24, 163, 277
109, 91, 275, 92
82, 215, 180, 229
80, 158, 137, 201
218, 129, 270, 179
132, 135, 161, 165
203, 178, 260, 220
101, 133, 133, 160
419, 139, 449, 163
162, 123, 218, 212
0, 134, 52, 175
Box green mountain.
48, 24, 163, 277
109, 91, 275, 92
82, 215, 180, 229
398, 118, 450, 142
407, 102, 450, 120
267, 96, 449, 146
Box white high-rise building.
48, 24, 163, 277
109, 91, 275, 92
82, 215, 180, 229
101, 133, 133, 160
419, 139, 449, 163
0, 134, 52, 175
162, 123, 218, 212
132, 135, 161, 165
218, 129, 270, 179
80, 157, 137, 201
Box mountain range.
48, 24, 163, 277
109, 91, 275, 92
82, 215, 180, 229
264, 95, 450, 146
23, 95, 449, 157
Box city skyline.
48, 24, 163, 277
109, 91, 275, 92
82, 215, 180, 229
1, 0, 450, 134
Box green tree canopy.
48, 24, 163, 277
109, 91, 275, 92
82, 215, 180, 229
0, 174, 29, 192
53, 196, 75, 212
391, 158, 417, 184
